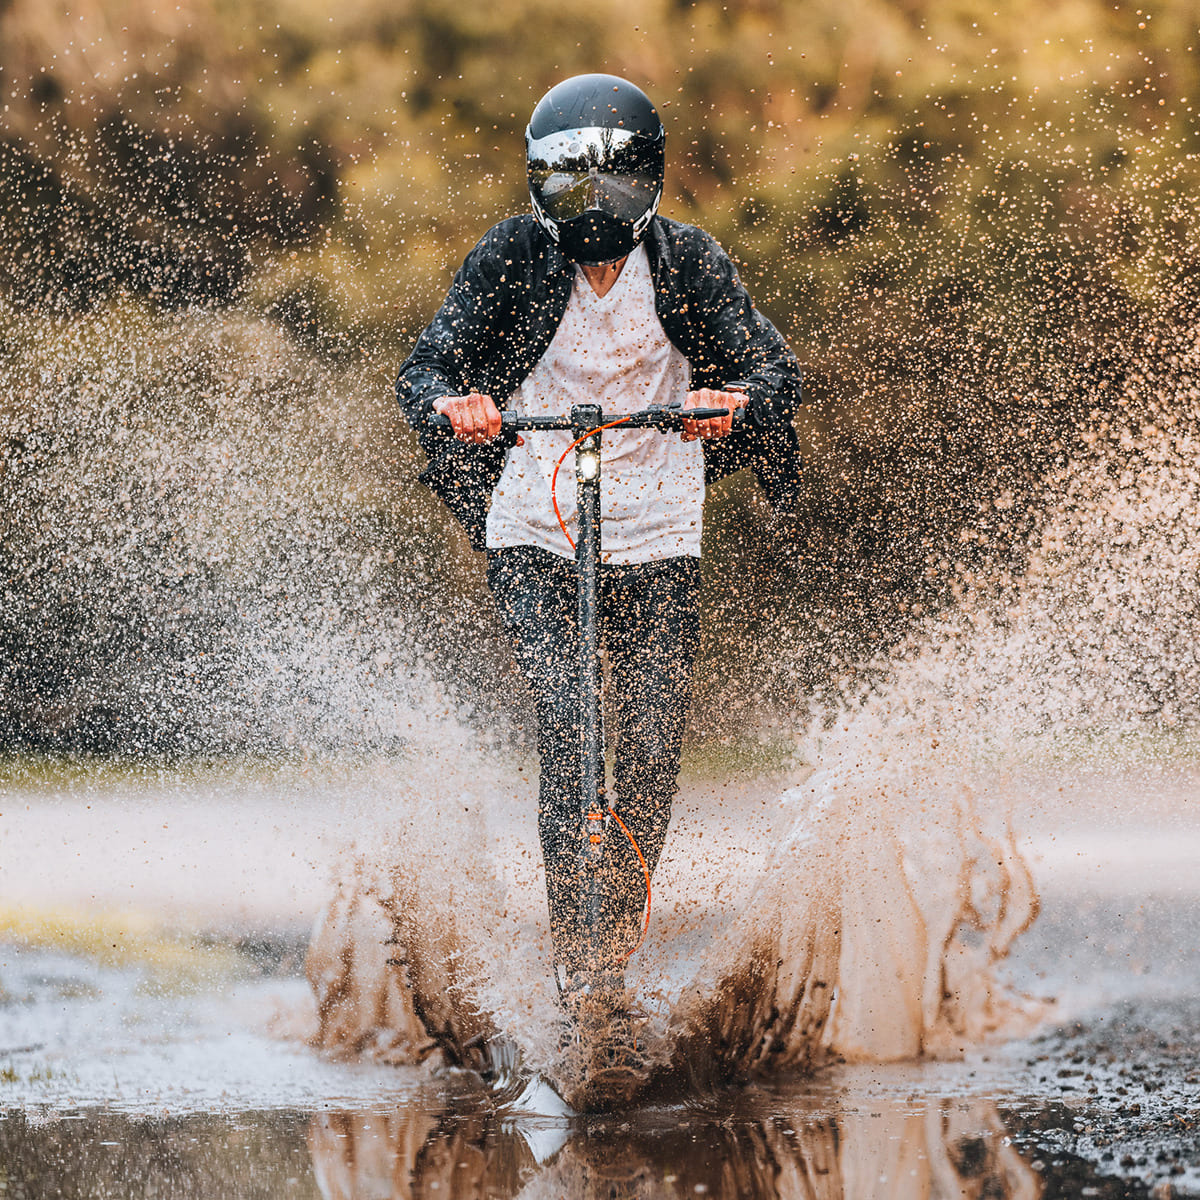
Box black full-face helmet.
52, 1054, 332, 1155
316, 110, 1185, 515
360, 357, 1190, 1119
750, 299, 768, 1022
526, 74, 665, 266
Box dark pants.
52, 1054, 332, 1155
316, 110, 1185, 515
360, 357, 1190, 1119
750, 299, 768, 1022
486, 545, 701, 976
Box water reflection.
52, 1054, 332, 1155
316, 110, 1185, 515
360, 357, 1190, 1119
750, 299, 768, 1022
307, 1097, 1040, 1200
0, 1109, 320, 1199
2, 1095, 1149, 1199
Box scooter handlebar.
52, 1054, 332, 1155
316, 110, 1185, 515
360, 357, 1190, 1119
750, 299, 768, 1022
427, 405, 738, 433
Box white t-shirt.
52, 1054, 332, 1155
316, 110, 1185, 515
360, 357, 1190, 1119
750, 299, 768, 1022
484, 245, 704, 565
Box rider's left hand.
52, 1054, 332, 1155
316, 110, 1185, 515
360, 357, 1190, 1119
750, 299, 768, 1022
681, 388, 746, 441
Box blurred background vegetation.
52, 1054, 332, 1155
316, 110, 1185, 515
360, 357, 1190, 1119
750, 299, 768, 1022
2, 0, 1198, 755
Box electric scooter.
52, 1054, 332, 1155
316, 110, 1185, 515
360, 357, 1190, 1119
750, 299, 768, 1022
430, 400, 732, 1107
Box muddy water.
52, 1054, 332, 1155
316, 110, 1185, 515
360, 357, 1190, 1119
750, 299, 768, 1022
3, 765, 1198, 1198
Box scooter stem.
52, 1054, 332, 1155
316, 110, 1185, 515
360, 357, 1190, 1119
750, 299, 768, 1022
572, 404, 607, 969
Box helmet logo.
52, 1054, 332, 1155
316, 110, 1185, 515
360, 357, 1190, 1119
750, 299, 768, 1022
529, 191, 562, 244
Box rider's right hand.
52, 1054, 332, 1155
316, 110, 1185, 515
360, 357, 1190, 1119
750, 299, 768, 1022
432, 393, 503, 444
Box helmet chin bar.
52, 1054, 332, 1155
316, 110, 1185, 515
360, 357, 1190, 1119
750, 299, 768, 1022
530, 191, 662, 266
560, 211, 637, 266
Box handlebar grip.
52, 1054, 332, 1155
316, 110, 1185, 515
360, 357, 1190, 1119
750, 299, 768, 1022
428, 412, 553, 431
428, 412, 526, 427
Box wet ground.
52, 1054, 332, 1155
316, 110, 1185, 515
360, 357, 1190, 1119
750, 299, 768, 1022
2, 762, 1198, 1199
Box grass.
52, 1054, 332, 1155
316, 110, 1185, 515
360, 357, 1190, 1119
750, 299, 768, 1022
0, 732, 810, 797
972, 724, 1200, 774
680, 731, 807, 783
0, 750, 399, 794
0, 905, 244, 990
0, 1064, 57, 1085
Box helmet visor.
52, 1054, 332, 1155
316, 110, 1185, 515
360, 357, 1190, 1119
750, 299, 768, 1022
528, 126, 663, 224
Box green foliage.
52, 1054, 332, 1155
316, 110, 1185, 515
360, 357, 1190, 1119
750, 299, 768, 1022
2, 0, 1197, 340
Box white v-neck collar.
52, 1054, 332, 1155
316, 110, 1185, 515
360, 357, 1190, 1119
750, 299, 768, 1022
574, 245, 644, 306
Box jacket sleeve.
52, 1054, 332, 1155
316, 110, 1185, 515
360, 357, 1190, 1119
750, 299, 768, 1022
679, 228, 802, 429
395, 227, 509, 460
394, 228, 523, 550
680, 229, 805, 509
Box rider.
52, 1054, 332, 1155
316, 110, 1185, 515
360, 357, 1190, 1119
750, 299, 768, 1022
397, 74, 803, 1013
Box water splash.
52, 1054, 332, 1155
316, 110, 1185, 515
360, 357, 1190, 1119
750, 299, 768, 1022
6, 291, 1197, 1098
4, 175, 1198, 1108
0, 298, 471, 759
306, 678, 1042, 1095
305, 307, 1200, 1093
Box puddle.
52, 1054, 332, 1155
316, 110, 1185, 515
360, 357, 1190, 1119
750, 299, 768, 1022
2, 888, 1198, 1196
3, 766, 1199, 1197
0, 1067, 1184, 1198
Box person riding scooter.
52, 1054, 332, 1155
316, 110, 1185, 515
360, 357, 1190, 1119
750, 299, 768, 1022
397, 73, 803, 1022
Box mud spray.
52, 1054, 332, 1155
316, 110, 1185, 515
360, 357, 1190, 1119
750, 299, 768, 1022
303, 342, 1200, 1100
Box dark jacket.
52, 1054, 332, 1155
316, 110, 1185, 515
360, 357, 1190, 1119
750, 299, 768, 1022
396, 213, 803, 549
